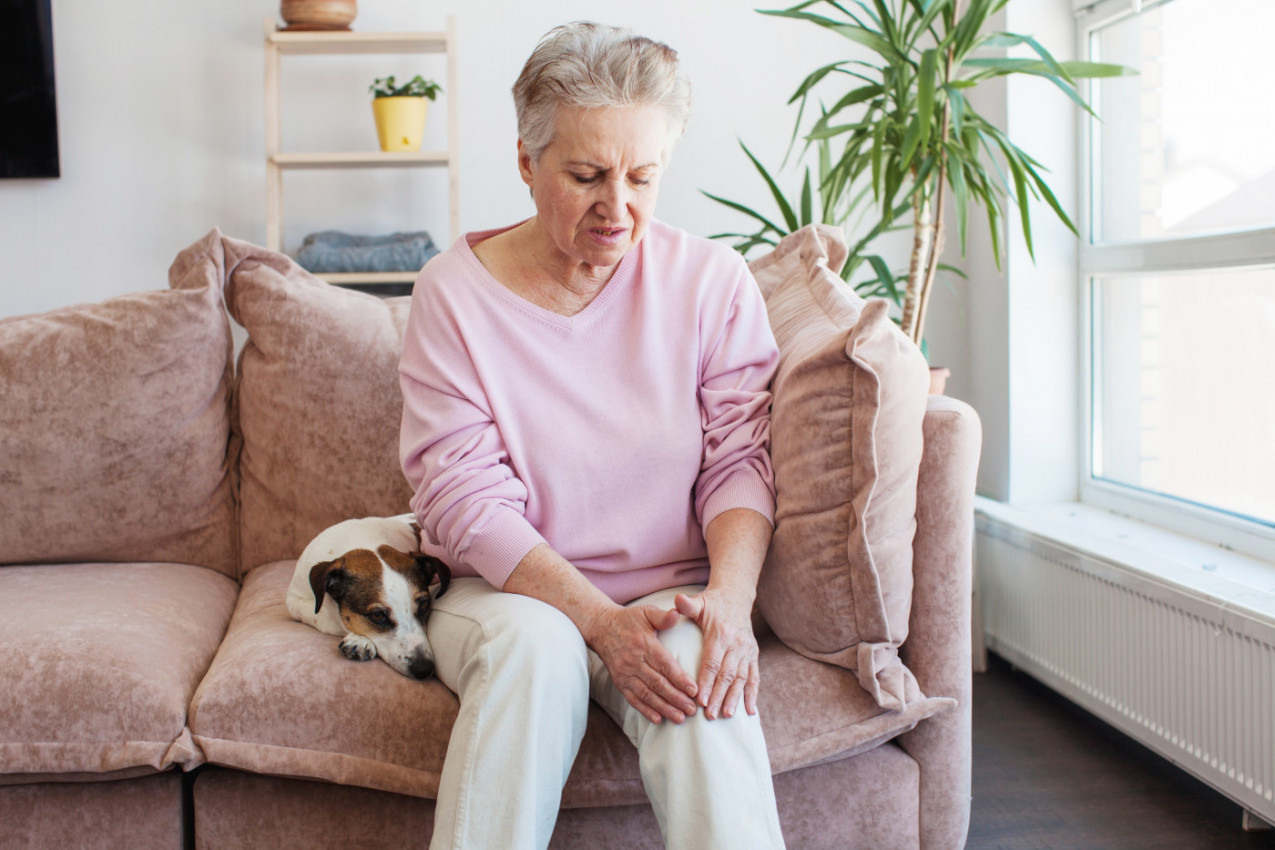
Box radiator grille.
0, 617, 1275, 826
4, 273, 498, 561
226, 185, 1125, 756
978, 515, 1275, 824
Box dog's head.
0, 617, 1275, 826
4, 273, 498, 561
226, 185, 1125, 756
308, 541, 450, 680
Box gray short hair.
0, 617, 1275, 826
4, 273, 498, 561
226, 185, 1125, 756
513, 22, 692, 163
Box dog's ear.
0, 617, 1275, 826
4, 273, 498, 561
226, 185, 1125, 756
416, 555, 451, 598
434, 558, 451, 598
308, 558, 349, 614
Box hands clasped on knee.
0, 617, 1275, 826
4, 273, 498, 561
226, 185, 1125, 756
583, 588, 760, 725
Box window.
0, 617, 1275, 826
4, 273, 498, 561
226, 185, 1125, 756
1079, 0, 1275, 556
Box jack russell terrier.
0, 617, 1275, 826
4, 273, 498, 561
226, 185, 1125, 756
286, 514, 450, 680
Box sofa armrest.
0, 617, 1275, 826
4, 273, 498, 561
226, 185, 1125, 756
897, 395, 981, 850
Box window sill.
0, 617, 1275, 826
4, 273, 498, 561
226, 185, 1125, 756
974, 497, 1275, 626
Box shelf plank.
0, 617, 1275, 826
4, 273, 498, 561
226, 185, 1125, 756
272, 151, 448, 169
318, 271, 419, 284
269, 29, 447, 55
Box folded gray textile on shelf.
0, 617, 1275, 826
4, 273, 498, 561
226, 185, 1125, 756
296, 230, 439, 274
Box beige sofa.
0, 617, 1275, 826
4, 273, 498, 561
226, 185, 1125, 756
0, 227, 980, 849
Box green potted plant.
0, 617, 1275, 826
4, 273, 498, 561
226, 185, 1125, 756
708, 0, 1132, 355
704, 133, 917, 311
370, 74, 443, 153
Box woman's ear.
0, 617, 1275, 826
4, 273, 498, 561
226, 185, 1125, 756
517, 139, 535, 194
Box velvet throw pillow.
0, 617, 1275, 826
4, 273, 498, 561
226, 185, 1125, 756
750, 225, 930, 711
177, 230, 417, 574
0, 242, 237, 576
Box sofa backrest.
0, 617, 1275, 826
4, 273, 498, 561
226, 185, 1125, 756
218, 233, 415, 576
0, 234, 238, 577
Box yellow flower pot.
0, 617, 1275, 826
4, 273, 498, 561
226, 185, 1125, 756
373, 96, 428, 152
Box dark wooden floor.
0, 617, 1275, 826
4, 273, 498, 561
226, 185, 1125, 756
970, 653, 1275, 850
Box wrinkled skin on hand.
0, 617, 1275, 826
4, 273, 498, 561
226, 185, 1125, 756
585, 604, 699, 724
675, 587, 759, 719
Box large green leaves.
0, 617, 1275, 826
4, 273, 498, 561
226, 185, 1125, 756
759, 7, 902, 62
703, 0, 1130, 334
767, 0, 1126, 268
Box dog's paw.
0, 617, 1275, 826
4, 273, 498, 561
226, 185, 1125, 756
339, 633, 377, 662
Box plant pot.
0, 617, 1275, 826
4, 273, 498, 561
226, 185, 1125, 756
280, 0, 357, 31
928, 366, 951, 396
373, 97, 427, 152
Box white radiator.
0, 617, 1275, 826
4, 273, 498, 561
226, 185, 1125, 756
977, 507, 1275, 828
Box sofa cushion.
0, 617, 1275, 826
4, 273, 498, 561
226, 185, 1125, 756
749, 225, 930, 710
0, 562, 238, 780
0, 246, 237, 577
189, 560, 951, 802
209, 233, 415, 572
189, 560, 458, 799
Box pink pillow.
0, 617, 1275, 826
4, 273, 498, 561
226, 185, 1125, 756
0, 241, 236, 576
750, 225, 930, 710
190, 231, 417, 573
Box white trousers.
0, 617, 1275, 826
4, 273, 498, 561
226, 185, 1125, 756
425, 577, 786, 850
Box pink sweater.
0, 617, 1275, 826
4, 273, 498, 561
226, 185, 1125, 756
398, 220, 779, 604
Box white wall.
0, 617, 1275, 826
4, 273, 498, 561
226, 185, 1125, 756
4, 0, 1097, 506
961, 0, 1082, 502
0, 0, 862, 318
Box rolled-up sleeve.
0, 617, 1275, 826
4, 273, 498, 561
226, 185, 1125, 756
694, 263, 780, 531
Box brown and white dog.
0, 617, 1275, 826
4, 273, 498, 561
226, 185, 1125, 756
286, 514, 450, 680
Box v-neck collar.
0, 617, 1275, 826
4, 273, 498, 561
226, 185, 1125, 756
459, 223, 639, 332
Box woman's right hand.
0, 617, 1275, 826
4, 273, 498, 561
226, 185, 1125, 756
584, 604, 699, 725
502, 543, 698, 725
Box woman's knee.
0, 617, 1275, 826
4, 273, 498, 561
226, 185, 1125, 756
657, 613, 705, 680
629, 585, 707, 679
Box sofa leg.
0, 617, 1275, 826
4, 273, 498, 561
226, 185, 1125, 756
182, 767, 202, 850
1243, 810, 1273, 832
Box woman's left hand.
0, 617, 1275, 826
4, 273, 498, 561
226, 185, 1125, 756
674, 587, 760, 720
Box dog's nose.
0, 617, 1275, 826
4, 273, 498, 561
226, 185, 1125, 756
408, 655, 435, 680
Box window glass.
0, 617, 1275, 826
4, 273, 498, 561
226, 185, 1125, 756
1092, 266, 1275, 526
1091, 1, 1275, 242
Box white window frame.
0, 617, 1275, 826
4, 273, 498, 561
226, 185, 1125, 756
1075, 0, 1275, 563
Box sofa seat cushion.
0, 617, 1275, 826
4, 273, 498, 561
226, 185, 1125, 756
189, 561, 953, 803
0, 562, 238, 780
189, 561, 457, 799
0, 239, 237, 578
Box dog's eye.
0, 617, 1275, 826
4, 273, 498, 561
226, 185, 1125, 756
414, 597, 432, 622
366, 610, 392, 628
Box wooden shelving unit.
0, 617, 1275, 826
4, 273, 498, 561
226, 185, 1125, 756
264, 17, 459, 285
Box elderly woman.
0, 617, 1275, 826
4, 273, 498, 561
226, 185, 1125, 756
399, 22, 785, 850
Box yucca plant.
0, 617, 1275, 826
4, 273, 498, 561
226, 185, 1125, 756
711, 0, 1132, 346
703, 132, 914, 306
771, 0, 1135, 343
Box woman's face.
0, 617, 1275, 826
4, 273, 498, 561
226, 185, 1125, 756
520, 104, 669, 274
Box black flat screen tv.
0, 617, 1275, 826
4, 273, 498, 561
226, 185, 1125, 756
1, 0, 60, 179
